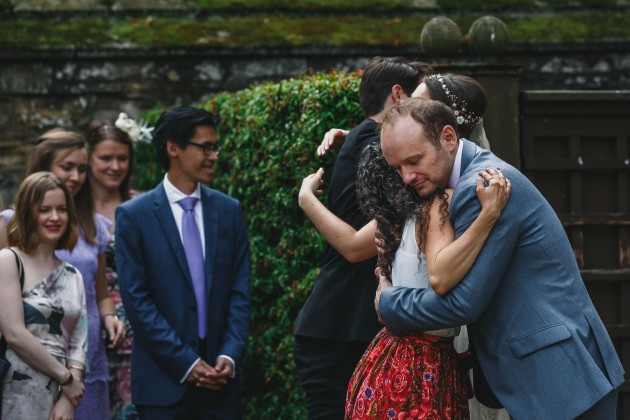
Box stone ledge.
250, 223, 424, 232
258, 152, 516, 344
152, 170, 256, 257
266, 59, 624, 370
0, 39, 629, 60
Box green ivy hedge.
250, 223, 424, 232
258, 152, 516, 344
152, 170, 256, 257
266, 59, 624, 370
133, 70, 363, 418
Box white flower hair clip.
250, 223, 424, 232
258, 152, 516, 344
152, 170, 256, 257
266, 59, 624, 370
115, 112, 154, 143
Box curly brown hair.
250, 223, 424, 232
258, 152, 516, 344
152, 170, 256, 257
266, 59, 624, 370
356, 142, 448, 280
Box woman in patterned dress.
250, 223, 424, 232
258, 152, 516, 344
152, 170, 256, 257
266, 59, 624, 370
0, 171, 87, 419
0, 129, 127, 420
84, 119, 137, 419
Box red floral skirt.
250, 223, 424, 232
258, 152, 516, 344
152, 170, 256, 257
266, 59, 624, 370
345, 328, 469, 419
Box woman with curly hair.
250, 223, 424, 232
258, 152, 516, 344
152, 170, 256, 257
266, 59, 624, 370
307, 73, 491, 266
338, 140, 508, 418
300, 141, 509, 418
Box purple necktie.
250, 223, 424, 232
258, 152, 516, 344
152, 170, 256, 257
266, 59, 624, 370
177, 197, 207, 339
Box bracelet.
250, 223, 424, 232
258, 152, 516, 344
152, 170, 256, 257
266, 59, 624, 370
59, 371, 74, 386
103, 313, 119, 322
68, 364, 85, 376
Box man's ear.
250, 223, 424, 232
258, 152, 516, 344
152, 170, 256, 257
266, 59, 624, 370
441, 125, 459, 151
166, 139, 180, 159
391, 84, 404, 102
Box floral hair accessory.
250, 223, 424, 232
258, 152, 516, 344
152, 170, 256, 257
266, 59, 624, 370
115, 112, 154, 143
427, 74, 481, 130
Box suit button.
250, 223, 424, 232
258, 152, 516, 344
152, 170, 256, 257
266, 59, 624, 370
190, 305, 197, 312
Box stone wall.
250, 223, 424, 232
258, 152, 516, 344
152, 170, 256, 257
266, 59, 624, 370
1, 40, 629, 203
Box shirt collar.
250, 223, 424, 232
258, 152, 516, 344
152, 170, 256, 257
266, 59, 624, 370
447, 139, 464, 189
163, 173, 201, 204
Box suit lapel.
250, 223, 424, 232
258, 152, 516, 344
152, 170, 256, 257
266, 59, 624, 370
201, 187, 217, 299
153, 183, 194, 289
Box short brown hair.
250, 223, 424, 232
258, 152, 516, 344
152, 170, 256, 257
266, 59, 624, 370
380, 97, 458, 149
8, 172, 78, 253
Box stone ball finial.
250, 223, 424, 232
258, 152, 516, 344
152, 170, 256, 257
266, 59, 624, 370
420, 16, 462, 56
468, 16, 509, 56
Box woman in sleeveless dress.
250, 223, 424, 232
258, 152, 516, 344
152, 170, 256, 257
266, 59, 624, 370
0, 172, 87, 419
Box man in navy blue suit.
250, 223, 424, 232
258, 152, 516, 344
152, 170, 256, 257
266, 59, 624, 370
375, 98, 624, 419
116, 106, 251, 419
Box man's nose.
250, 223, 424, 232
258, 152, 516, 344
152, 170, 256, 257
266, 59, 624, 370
400, 167, 415, 185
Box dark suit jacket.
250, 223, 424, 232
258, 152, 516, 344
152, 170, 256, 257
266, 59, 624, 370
115, 182, 251, 406
295, 118, 381, 343
380, 140, 625, 419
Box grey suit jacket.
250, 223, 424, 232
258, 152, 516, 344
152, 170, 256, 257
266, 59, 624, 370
380, 140, 625, 419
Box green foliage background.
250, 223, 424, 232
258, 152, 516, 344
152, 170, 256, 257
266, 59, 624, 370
132, 70, 363, 418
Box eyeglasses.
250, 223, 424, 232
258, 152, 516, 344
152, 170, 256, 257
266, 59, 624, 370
187, 141, 221, 156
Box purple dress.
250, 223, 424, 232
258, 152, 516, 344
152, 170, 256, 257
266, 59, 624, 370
1, 209, 112, 420
56, 213, 111, 420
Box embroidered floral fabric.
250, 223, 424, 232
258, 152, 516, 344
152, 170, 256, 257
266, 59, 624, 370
104, 233, 137, 419
345, 328, 469, 419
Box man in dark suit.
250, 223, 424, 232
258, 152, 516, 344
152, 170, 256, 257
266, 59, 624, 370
294, 57, 431, 419
116, 106, 251, 419
376, 98, 625, 419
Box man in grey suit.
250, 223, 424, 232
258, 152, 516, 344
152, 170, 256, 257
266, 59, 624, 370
375, 98, 625, 419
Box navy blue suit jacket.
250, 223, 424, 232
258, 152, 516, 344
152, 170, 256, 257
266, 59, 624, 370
115, 182, 251, 406
380, 140, 625, 419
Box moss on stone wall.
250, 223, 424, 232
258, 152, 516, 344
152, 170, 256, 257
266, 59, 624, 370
1, 12, 629, 48
191, 0, 622, 9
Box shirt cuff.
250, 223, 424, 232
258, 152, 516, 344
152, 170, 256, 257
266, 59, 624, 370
218, 355, 236, 378
180, 357, 201, 383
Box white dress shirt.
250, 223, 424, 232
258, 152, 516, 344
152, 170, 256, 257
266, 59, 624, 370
163, 174, 235, 382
